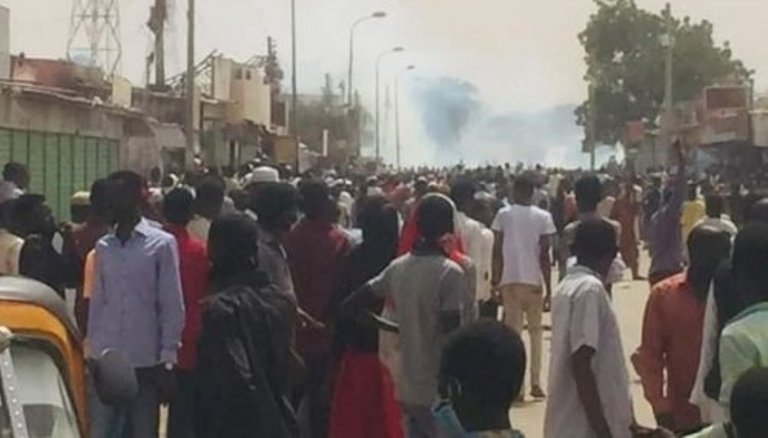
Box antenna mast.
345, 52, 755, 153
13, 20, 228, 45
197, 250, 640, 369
67, 0, 122, 75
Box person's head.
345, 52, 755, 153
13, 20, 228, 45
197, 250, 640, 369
511, 174, 535, 205
733, 223, 768, 306
194, 177, 225, 220
730, 367, 768, 438
438, 320, 526, 433
747, 198, 768, 224
414, 177, 429, 199
9, 194, 54, 238
3, 162, 28, 189
574, 175, 602, 214
163, 188, 195, 226
556, 177, 572, 197
69, 192, 91, 224
450, 179, 478, 213
255, 182, 300, 234
107, 171, 145, 224
705, 193, 725, 218
229, 189, 250, 212
572, 219, 618, 279
416, 194, 455, 246
687, 182, 699, 201
469, 194, 495, 228
208, 213, 260, 283
355, 195, 399, 255
687, 225, 732, 301
298, 179, 334, 221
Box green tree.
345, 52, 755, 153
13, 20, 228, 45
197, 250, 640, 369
577, 0, 751, 146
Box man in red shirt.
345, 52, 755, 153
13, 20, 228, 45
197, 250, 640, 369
163, 188, 210, 438
285, 180, 351, 438
632, 224, 731, 434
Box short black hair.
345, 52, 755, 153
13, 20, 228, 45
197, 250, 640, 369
163, 188, 195, 226
441, 320, 526, 408
574, 175, 601, 211
733, 223, 768, 297
107, 170, 145, 202
208, 213, 260, 281
90, 178, 110, 218
254, 182, 299, 229
3, 162, 26, 182
450, 179, 477, 208
572, 218, 617, 262
731, 367, 768, 438
705, 193, 724, 218
195, 177, 225, 211
229, 189, 250, 212
417, 195, 454, 242
298, 179, 331, 220
512, 174, 535, 197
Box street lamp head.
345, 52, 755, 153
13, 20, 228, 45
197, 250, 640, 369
393, 46, 404, 53
372, 11, 387, 18
406, 65, 415, 71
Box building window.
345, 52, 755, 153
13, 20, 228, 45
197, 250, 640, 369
246, 70, 252, 80
235, 68, 243, 80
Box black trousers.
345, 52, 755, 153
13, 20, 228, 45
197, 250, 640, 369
167, 370, 197, 438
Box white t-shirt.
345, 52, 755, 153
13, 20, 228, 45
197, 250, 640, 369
491, 204, 556, 286
477, 228, 495, 302
456, 211, 489, 300
545, 266, 633, 438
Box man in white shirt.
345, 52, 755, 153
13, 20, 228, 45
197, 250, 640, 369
492, 174, 556, 399
452, 179, 491, 311
545, 219, 633, 438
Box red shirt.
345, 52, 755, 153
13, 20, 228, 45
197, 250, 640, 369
285, 219, 351, 358
165, 225, 209, 370
632, 272, 704, 431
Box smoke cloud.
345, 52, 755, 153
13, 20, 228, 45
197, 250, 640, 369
412, 77, 481, 151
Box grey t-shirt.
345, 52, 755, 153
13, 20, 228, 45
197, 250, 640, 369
369, 253, 470, 406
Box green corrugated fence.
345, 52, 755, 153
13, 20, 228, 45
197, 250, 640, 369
0, 128, 120, 222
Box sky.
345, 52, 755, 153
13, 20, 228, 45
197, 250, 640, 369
3, 0, 768, 166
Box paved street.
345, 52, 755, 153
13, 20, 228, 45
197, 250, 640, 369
513, 252, 657, 437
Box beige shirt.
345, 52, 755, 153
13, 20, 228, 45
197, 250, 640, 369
0, 229, 23, 275
187, 215, 211, 243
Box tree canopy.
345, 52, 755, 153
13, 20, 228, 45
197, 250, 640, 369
576, 0, 752, 146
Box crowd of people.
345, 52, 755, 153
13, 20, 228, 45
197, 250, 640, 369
0, 140, 767, 438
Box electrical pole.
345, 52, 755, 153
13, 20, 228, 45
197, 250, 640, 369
291, 0, 299, 171
149, 0, 167, 87
589, 81, 596, 171
663, 3, 674, 159
185, 0, 196, 167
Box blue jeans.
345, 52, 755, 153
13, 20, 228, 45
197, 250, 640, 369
88, 367, 160, 438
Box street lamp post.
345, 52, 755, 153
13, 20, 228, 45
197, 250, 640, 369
348, 11, 386, 106
395, 65, 415, 169
375, 47, 404, 164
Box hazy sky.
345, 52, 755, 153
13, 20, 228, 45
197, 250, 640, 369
3, 0, 768, 165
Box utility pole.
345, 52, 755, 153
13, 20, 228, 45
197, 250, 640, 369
149, 0, 167, 87
589, 81, 596, 171
291, 0, 299, 171
663, 3, 675, 160
185, 0, 195, 167
395, 65, 414, 169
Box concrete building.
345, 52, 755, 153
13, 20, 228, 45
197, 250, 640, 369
0, 5, 9, 80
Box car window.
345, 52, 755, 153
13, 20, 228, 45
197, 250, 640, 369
9, 345, 80, 438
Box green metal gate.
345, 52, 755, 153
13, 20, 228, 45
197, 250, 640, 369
0, 128, 120, 221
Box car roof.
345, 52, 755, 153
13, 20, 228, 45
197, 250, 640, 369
0, 276, 80, 340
